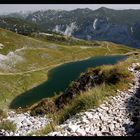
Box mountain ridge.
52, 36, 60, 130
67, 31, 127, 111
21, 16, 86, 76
1, 7, 140, 48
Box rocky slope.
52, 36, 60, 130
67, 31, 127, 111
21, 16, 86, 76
13, 7, 140, 48
1, 7, 140, 48
46, 63, 140, 136
0, 111, 51, 136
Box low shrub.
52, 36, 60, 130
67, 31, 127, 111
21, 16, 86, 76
30, 98, 57, 116
0, 120, 16, 132
57, 83, 116, 124
0, 109, 7, 120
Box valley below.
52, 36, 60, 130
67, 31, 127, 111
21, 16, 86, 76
0, 28, 136, 109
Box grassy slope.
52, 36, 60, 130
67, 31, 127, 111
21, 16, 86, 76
0, 28, 139, 109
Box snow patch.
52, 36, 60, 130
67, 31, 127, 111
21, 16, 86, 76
131, 27, 133, 33
93, 18, 98, 30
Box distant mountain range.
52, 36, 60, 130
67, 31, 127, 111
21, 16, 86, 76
1, 7, 140, 48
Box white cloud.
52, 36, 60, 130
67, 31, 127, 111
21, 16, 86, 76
0, 4, 140, 15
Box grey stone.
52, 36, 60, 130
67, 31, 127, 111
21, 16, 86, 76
67, 124, 79, 132
5, 132, 10, 136
100, 125, 107, 131
85, 126, 91, 132
14, 133, 19, 136
116, 118, 122, 123
109, 123, 115, 132
9, 131, 13, 136
112, 131, 122, 136
84, 112, 93, 120
50, 132, 59, 136
16, 122, 23, 129
95, 131, 103, 136
82, 117, 89, 124
71, 132, 78, 136
76, 128, 86, 136
100, 114, 108, 122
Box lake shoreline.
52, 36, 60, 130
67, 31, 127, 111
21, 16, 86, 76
10, 54, 127, 109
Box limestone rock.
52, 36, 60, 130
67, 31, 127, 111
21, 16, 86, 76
76, 128, 86, 136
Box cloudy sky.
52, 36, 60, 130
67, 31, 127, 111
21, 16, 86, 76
0, 4, 140, 15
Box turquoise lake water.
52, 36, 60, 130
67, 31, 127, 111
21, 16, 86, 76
10, 55, 126, 109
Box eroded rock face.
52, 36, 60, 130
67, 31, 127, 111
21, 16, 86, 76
24, 8, 140, 48
71, 16, 140, 48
